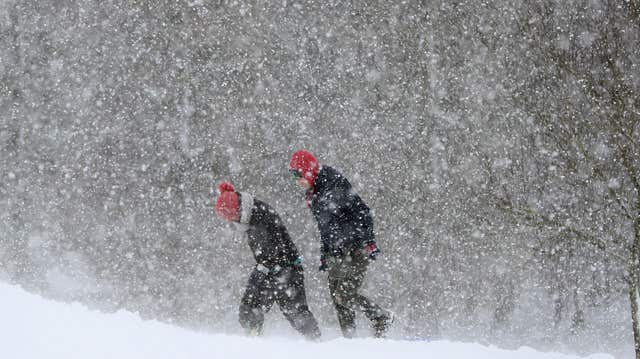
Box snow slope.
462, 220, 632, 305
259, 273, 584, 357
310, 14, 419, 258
0, 282, 613, 359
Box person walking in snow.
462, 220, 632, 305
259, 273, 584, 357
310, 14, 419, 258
215, 181, 321, 340
288, 150, 393, 338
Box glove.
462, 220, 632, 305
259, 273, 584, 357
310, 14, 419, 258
292, 256, 303, 267
363, 241, 380, 260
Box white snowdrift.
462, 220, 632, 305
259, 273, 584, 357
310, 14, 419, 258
0, 282, 613, 359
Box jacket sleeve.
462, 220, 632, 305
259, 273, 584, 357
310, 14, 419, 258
315, 188, 347, 256
357, 203, 375, 245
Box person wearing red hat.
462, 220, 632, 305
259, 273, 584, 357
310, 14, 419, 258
215, 181, 321, 340
288, 150, 393, 338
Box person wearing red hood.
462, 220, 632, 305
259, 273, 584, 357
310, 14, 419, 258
215, 181, 321, 340
289, 150, 393, 338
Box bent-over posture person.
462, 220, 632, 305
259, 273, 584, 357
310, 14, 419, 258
215, 181, 321, 340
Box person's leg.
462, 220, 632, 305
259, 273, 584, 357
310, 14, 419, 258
328, 254, 367, 338
239, 269, 275, 336
275, 266, 321, 340
348, 250, 394, 338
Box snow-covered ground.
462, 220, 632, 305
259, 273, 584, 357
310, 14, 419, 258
0, 281, 613, 359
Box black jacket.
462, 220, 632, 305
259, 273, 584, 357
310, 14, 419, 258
242, 195, 300, 269
309, 166, 375, 257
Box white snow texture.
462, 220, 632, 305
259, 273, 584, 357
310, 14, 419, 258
0, 281, 612, 359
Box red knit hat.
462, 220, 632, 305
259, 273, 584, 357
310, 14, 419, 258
289, 150, 320, 186
215, 182, 240, 222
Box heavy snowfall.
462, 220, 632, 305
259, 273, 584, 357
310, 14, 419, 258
1, 1, 639, 358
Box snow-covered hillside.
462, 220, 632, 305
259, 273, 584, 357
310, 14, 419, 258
0, 282, 612, 359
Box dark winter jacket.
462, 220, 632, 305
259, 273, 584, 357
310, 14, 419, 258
239, 193, 300, 270
309, 166, 375, 257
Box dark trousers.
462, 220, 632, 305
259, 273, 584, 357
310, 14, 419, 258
239, 265, 321, 340
327, 249, 386, 337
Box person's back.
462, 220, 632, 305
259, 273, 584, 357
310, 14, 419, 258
309, 165, 375, 257
244, 197, 300, 270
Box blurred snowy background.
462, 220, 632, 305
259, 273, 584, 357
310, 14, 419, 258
1, 1, 638, 358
